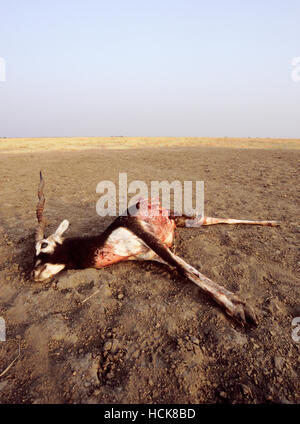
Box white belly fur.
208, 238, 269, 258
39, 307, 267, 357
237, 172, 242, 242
106, 227, 147, 257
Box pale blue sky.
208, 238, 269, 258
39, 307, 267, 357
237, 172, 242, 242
0, 0, 299, 137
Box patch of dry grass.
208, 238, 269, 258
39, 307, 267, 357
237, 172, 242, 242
0, 136, 299, 154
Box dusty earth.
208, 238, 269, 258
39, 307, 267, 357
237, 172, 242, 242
0, 138, 299, 404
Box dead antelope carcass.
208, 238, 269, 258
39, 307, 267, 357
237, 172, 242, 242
33, 172, 279, 325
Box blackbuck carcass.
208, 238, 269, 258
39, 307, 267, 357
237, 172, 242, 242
33, 172, 279, 326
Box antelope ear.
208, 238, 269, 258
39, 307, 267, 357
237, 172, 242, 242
54, 219, 69, 238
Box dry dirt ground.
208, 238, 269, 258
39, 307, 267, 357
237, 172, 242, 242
0, 137, 299, 404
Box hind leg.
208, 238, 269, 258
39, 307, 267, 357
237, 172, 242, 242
170, 212, 279, 228
125, 216, 257, 326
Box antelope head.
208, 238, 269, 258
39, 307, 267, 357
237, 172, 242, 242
33, 172, 69, 281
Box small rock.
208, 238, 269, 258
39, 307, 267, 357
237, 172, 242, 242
267, 299, 280, 313
241, 384, 251, 395
219, 391, 228, 399
117, 293, 124, 299
106, 372, 114, 379
110, 339, 119, 354
274, 356, 284, 371
103, 341, 112, 351
190, 337, 200, 345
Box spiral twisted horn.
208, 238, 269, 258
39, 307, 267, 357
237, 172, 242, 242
35, 171, 47, 242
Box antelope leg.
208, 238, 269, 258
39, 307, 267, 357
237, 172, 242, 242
171, 253, 257, 326
126, 217, 257, 325
185, 216, 279, 227
202, 217, 279, 227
